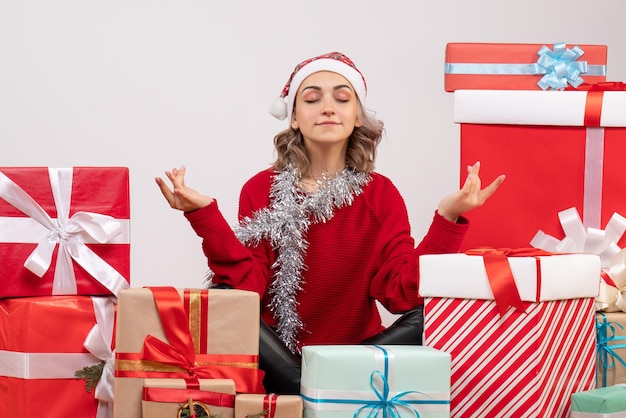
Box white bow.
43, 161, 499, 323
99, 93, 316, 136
83, 297, 116, 418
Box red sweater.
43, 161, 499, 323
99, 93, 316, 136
185, 168, 468, 350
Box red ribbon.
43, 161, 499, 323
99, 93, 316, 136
263, 393, 279, 418
567, 82, 626, 127
142, 386, 235, 408
465, 248, 554, 316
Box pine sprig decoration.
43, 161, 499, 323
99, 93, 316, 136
246, 410, 270, 418
74, 361, 105, 393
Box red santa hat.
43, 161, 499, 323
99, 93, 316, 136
268, 52, 368, 121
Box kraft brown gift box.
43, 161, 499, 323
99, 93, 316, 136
113, 287, 265, 418
142, 378, 236, 418
235, 393, 303, 418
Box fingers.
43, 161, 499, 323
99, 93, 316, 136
463, 161, 482, 195
156, 165, 187, 208
479, 174, 506, 201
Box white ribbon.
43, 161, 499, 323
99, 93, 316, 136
0, 168, 129, 296
83, 297, 116, 418
530, 207, 626, 268
531, 207, 626, 311
596, 250, 626, 312
0, 350, 100, 379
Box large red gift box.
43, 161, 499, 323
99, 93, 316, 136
419, 251, 601, 417
0, 167, 130, 297
0, 295, 116, 418
444, 42, 607, 91
455, 88, 626, 255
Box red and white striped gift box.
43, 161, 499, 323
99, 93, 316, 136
419, 252, 601, 418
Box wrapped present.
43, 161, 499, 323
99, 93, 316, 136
0, 166, 130, 297
454, 85, 626, 253
571, 384, 626, 417
114, 287, 265, 418
300, 345, 451, 418
444, 42, 607, 91
142, 378, 236, 418
0, 295, 116, 418
596, 250, 626, 312
597, 312, 626, 388
419, 251, 601, 417
235, 393, 303, 418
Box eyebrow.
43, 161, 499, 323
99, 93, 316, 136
301, 84, 354, 93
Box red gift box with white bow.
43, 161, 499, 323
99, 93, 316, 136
455, 85, 626, 256
0, 295, 116, 418
0, 167, 130, 297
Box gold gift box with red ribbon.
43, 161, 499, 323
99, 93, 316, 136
419, 250, 601, 417
142, 378, 236, 418
114, 287, 265, 418
235, 393, 303, 418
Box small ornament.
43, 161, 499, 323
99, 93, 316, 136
177, 397, 217, 418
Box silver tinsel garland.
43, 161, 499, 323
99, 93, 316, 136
206, 164, 370, 353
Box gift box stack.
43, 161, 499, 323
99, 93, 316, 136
0, 166, 131, 417
417, 41, 626, 417
114, 286, 268, 418
0, 167, 296, 417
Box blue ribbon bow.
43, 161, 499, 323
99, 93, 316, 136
533, 42, 588, 90
596, 313, 626, 387
353, 368, 421, 417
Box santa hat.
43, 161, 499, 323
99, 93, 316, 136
268, 52, 367, 121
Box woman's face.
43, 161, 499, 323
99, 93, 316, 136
291, 71, 361, 149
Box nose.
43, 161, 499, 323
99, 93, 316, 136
321, 96, 335, 116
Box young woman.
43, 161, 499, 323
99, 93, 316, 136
156, 52, 505, 394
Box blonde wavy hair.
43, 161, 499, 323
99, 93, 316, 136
272, 103, 384, 177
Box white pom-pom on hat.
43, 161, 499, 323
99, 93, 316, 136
268, 52, 367, 122
268, 97, 288, 120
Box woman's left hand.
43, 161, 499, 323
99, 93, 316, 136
437, 161, 505, 222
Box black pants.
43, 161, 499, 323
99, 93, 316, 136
259, 306, 424, 394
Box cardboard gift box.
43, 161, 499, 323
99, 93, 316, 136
235, 393, 303, 418
419, 251, 601, 418
300, 345, 451, 418
0, 166, 130, 297
142, 378, 236, 418
0, 295, 116, 418
454, 87, 626, 254
114, 287, 265, 418
444, 42, 607, 91
597, 312, 626, 388
571, 384, 626, 417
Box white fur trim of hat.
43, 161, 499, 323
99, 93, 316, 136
268, 52, 367, 121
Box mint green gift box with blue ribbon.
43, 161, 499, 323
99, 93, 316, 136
571, 384, 626, 417
300, 345, 451, 418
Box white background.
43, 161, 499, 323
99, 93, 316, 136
2, 1, 625, 322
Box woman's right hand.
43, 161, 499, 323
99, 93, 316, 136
155, 166, 214, 212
